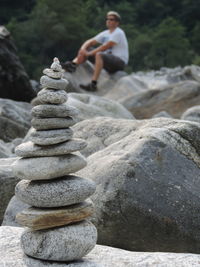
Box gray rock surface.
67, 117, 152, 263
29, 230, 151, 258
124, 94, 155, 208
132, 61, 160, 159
2, 226, 200, 267
12, 154, 87, 180
0, 158, 20, 224
67, 93, 134, 122
40, 75, 68, 90
21, 220, 97, 261
105, 75, 147, 102
37, 88, 68, 104
122, 80, 200, 119
74, 117, 200, 252
152, 111, 173, 118
31, 117, 76, 130
15, 139, 87, 157
181, 105, 200, 123
0, 99, 31, 142
15, 175, 96, 207
31, 104, 79, 118
29, 128, 73, 145
2, 196, 29, 227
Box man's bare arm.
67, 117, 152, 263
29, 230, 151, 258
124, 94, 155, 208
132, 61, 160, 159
86, 41, 116, 56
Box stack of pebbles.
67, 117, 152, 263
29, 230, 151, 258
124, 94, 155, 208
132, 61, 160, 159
12, 58, 97, 262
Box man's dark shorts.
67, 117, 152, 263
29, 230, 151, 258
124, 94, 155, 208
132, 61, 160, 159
89, 53, 126, 73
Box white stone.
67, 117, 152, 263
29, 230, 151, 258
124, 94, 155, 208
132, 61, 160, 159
40, 75, 68, 90
12, 154, 87, 180
15, 175, 96, 207
31, 104, 79, 118
37, 88, 68, 104
15, 139, 87, 157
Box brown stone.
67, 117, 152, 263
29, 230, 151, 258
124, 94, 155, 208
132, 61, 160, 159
16, 200, 94, 230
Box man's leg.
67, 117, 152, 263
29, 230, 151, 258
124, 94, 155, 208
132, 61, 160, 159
92, 52, 104, 81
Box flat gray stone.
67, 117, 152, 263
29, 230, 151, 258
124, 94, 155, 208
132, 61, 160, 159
15, 139, 87, 157
16, 200, 94, 230
21, 220, 97, 261
31, 104, 79, 118
43, 68, 62, 79
29, 128, 73, 145
15, 175, 96, 207
40, 75, 68, 90
31, 117, 76, 130
37, 88, 68, 104
12, 154, 87, 180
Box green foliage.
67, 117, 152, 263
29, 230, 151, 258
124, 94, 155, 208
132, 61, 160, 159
3, 0, 200, 78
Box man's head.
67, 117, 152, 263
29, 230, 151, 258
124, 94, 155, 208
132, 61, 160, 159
106, 11, 121, 29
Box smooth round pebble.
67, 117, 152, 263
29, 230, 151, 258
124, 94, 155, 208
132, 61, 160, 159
37, 88, 68, 104
43, 68, 62, 79
21, 220, 97, 261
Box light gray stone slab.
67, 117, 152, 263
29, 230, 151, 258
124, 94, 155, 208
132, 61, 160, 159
40, 75, 68, 90
12, 154, 87, 180
37, 88, 68, 104
43, 68, 62, 79
15, 139, 87, 157
21, 220, 97, 261
31, 104, 79, 118
15, 175, 96, 207
29, 128, 73, 145
31, 117, 76, 130
16, 200, 94, 230
2, 226, 200, 267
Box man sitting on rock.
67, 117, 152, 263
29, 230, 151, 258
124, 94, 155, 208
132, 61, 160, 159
62, 11, 129, 91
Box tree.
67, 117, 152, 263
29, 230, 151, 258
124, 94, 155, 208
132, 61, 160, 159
146, 17, 192, 69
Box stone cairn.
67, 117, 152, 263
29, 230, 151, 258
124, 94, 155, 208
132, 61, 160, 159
12, 58, 97, 262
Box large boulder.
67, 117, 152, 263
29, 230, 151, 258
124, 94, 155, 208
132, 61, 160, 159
0, 158, 19, 224
181, 105, 200, 123
104, 75, 147, 102
0, 98, 31, 142
1, 226, 200, 266
0, 26, 36, 102
72, 117, 200, 252
0, 139, 21, 158
67, 93, 134, 122
122, 80, 200, 119
63, 61, 126, 95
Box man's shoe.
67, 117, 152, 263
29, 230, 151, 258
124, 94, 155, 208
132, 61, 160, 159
80, 82, 97, 91
61, 61, 77, 73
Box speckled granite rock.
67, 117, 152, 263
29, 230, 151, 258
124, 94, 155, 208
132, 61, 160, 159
37, 88, 68, 104
40, 75, 68, 90
31, 104, 79, 118
21, 220, 97, 261
15, 176, 96, 207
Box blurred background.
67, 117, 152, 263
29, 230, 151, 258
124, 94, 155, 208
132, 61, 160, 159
0, 0, 200, 80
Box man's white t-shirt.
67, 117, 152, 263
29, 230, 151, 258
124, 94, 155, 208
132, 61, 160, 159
94, 27, 129, 65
